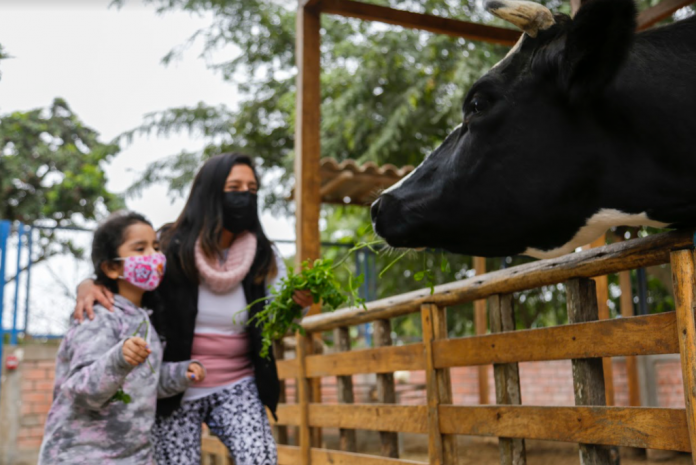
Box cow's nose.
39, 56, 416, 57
370, 197, 382, 222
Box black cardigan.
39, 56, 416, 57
154, 236, 280, 419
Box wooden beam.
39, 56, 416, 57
319, 171, 354, 198
566, 278, 613, 464
670, 249, 696, 462
638, 0, 695, 30
296, 333, 313, 464
334, 327, 357, 452
274, 340, 289, 445
489, 294, 526, 465
438, 405, 691, 452
374, 319, 399, 458
619, 269, 642, 407
321, 0, 520, 46
301, 230, 693, 333
305, 343, 425, 377
278, 445, 425, 465
295, 3, 322, 300
433, 311, 678, 368
309, 404, 429, 434
474, 257, 489, 405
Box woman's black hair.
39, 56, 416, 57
92, 211, 153, 293
160, 152, 277, 284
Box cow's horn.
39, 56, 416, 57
485, 0, 555, 38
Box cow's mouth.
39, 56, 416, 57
371, 195, 428, 250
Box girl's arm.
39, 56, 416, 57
156, 361, 203, 399
60, 310, 135, 410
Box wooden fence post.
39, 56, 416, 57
421, 303, 457, 465
670, 249, 696, 464
566, 278, 613, 465
297, 332, 312, 465
373, 319, 399, 458
489, 294, 526, 465
334, 327, 357, 452
273, 340, 288, 445
474, 257, 490, 405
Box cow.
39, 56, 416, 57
370, 0, 696, 259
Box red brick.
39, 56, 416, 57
22, 392, 50, 403
23, 369, 49, 381
17, 437, 43, 450
36, 360, 56, 369
35, 380, 55, 391
21, 380, 36, 391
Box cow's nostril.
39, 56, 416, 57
370, 197, 382, 221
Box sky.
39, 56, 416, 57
0, 0, 296, 334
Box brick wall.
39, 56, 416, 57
1, 344, 59, 465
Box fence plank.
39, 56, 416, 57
277, 359, 298, 380
438, 406, 690, 451
272, 404, 301, 426
297, 333, 312, 464
277, 445, 426, 465
334, 327, 357, 452
474, 257, 490, 406
374, 319, 400, 457
306, 343, 425, 377
301, 230, 693, 333
308, 404, 428, 433
618, 270, 641, 407
421, 304, 449, 464
274, 340, 289, 445
433, 311, 678, 368
566, 278, 613, 464
670, 249, 696, 464
432, 306, 457, 464
489, 294, 526, 465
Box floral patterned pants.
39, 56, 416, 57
152, 378, 277, 465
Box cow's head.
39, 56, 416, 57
370, 0, 657, 258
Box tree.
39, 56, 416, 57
0, 98, 124, 274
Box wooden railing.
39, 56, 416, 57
203, 229, 696, 465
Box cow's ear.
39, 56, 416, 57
561, 0, 636, 102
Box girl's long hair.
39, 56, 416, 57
160, 153, 277, 284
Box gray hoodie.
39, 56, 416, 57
39, 295, 197, 464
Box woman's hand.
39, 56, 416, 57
292, 290, 313, 309
74, 279, 115, 322
187, 363, 206, 383
123, 337, 151, 366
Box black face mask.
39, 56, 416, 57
222, 191, 258, 233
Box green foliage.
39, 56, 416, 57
247, 257, 360, 358
0, 98, 124, 269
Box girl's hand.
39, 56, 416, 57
187, 363, 206, 383
292, 290, 313, 309
123, 337, 151, 366
74, 279, 115, 322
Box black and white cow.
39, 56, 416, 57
370, 0, 696, 258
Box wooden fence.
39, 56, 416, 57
203, 229, 696, 465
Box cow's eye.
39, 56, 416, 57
471, 96, 490, 114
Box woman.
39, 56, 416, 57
74, 153, 312, 464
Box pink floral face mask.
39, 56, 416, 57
116, 253, 166, 291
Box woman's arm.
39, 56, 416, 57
74, 279, 115, 322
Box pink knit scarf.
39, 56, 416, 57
194, 232, 257, 294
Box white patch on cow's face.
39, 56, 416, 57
522, 209, 669, 259
383, 124, 462, 196
491, 35, 524, 70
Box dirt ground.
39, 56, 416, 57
402, 440, 692, 465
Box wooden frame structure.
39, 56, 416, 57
263, 229, 696, 465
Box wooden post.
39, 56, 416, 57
273, 340, 289, 445
566, 278, 613, 465
489, 294, 526, 465
619, 270, 641, 407
373, 319, 399, 458
670, 249, 696, 463
333, 327, 357, 452
474, 256, 489, 405
421, 304, 456, 465
296, 332, 312, 465
294, 2, 321, 282
310, 338, 322, 448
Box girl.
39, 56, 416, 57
75, 154, 313, 464
40, 212, 205, 464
